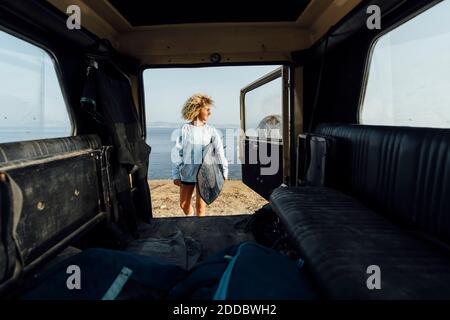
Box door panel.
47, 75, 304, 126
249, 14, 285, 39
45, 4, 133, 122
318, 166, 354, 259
241, 139, 283, 200
0, 135, 101, 163
0, 135, 112, 292
11, 150, 103, 264
240, 66, 290, 200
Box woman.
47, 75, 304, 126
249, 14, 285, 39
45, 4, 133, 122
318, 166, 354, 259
171, 94, 228, 216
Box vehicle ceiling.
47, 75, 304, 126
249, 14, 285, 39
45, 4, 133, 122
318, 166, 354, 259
46, 0, 361, 64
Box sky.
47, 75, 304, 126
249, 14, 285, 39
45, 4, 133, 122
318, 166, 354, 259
0, 31, 70, 129
143, 65, 280, 128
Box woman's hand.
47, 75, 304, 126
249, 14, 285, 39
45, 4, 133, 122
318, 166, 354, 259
173, 179, 181, 186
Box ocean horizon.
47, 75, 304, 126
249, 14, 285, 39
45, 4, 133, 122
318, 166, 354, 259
146, 127, 242, 180
0, 126, 243, 180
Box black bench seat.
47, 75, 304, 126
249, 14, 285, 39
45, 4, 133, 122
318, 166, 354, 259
270, 124, 450, 299
271, 186, 450, 299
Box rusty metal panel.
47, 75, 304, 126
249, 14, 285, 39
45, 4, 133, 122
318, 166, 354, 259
0, 135, 101, 164
2, 149, 105, 265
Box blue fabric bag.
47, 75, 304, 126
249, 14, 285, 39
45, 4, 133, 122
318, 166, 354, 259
169, 241, 320, 300
20, 248, 186, 300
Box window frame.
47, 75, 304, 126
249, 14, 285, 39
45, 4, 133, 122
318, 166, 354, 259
241, 66, 286, 144
357, 0, 445, 125
0, 25, 76, 137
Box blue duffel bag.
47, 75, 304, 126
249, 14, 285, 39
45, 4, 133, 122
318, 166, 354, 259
169, 241, 320, 300
20, 248, 186, 300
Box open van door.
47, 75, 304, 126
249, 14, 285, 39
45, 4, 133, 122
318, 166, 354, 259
239, 66, 290, 200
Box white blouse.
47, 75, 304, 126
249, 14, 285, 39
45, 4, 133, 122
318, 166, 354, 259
171, 123, 229, 182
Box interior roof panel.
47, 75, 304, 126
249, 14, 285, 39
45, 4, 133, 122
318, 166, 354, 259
108, 0, 311, 26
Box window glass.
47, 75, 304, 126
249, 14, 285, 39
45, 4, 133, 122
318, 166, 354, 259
0, 30, 71, 143
360, 1, 450, 128
244, 77, 282, 139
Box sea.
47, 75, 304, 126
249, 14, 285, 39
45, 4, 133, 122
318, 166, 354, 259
0, 127, 242, 180
146, 127, 242, 180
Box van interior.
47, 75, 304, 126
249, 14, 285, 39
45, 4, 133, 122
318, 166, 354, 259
0, 0, 449, 300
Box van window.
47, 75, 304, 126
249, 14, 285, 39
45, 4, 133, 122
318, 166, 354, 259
360, 0, 450, 128
0, 30, 72, 143
244, 77, 282, 140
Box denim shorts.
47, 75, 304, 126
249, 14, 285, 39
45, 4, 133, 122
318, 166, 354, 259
181, 181, 196, 186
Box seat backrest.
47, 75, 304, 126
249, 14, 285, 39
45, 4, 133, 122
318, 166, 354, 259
0, 135, 111, 293
315, 124, 450, 243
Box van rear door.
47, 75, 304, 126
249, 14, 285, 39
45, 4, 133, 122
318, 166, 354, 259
239, 66, 290, 200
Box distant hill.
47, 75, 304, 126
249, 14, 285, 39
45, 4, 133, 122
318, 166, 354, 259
147, 121, 240, 129
147, 121, 182, 128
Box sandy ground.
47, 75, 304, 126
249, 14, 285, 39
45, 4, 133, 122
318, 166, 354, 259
149, 179, 268, 218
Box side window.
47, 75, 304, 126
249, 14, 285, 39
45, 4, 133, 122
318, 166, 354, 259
244, 77, 282, 140
360, 0, 450, 128
0, 30, 72, 143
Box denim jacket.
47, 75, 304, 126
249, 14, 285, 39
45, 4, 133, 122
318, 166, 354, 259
171, 123, 229, 182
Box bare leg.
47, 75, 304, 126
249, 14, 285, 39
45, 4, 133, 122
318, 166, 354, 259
195, 187, 207, 217
180, 184, 195, 216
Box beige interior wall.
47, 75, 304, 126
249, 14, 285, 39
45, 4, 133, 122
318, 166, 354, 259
308, 0, 362, 43
46, 0, 362, 65
47, 0, 120, 47
83, 0, 131, 33
118, 24, 311, 65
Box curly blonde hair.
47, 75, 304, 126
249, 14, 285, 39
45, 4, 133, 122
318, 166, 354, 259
181, 93, 213, 121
